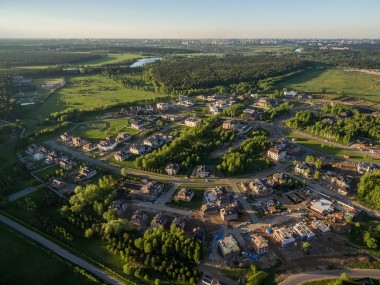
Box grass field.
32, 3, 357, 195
73, 119, 139, 141
285, 130, 379, 162
0, 223, 96, 285
277, 69, 380, 102
29, 74, 167, 120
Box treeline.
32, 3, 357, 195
217, 129, 271, 175
0, 77, 19, 120
150, 55, 309, 92
286, 104, 380, 144
135, 116, 235, 170
261, 101, 293, 122
0, 51, 103, 67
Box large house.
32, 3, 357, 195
151, 212, 168, 228
60, 132, 72, 142
114, 150, 130, 161
82, 143, 98, 152
184, 117, 201, 127
77, 167, 97, 181
310, 198, 334, 215
222, 120, 240, 131
131, 209, 148, 226
130, 119, 145, 130
248, 179, 272, 196
109, 200, 127, 215
274, 227, 295, 246
116, 133, 132, 144
251, 235, 269, 254
312, 220, 331, 234
97, 139, 117, 152
218, 234, 240, 256
267, 147, 286, 161
176, 187, 194, 202
295, 162, 311, 177
194, 165, 209, 178
165, 163, 180, 175
59, 157, 75, 169
293, 222, 315, 240
129, 181, 164, 202
356, 162, 378, 174
72, 137, 87, 147
171, 216, 186, 230
156, 102, 171, 111
283, 91, 298, 98
130, 144, 150, 155
255, 98, 277, 110
220, 206, 239, 221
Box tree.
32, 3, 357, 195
315, 158, 323, 169
301, 241, 311, 254
155, 279, 161, 285
305, 155, 314, 164
121, 168, 128, 177
364, 231, 377, 249
313, 170, 320, 181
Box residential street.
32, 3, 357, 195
0, 214, 125, 285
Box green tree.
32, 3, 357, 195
305, 155, 314, 164
301, 241, 311, 254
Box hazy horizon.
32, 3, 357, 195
1, 0, 379, 39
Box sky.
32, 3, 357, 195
0, 0, 379, 39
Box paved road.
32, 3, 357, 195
0, 214, 125, 285
8, 187, 38, 202
280, 269, 380, 285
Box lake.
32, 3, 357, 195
130, 57, 161, 68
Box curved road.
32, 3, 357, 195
0, 214, 125, 285
280, 269, 380, 285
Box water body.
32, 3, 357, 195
130, 57, 161, 68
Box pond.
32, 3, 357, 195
130, 57, 161, 68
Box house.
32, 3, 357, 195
59, 157, 75, 169
51, 179, 66, 190
109, 200, 127, 215
201, 204, 218, 216
293, 222, 315, 240
220, 206, 239, 221
72, 137, 87, 147
222, 120, 240, 131
255, 98, 277, 110
45, 151, 59, 164
156, 102, 171, 111
82, 143, 98, 152
151, 212, 168, 228
116, 133, 131, 144
249, 179, 272, 196
27, 144, 41, 155
165, 163, 180, 175
114, 150, 130, 161
216, 186, 232, 208
285, 144, 301, 155
130, 119, 145, 130
272, 172, 289, 185
177, 187, 194, 202
97, 139, 117, 152
194, 165, 209, 178
251, 235, 269, 254
218, 234, 240, 256
131, 209, 148, 226
60, 132, 72, 142
171, 216, 186, 230
312, 220, 330, 234
143, 137, 159, 148
295, 162, 310, 177
267, 147, 286, 161
243, 108, 256, 117
356, 162, 378, 174
129, 181, 164, 202
77, 167, 97, 181
130, 144, 150, 155
283, 91, 298, 98
274, 227, 295, 246
310, 198, 334, 215
185, 117, 201, 127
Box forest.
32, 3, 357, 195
285, 104, 380, 145
149, 55, 309, 92
135, 116, 235, 171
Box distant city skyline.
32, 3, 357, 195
0, 0, 379, 39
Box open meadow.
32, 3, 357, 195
29, 74, 167, 120
277, 68, 380, 102
73, 119, 140, 141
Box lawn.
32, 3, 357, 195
276, 68, 380, 102
169, 187, 206, 210
29, 74, 168, 121
284, 130, 379, 162
0, 223, 97, 285
73, 119, 140, 141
